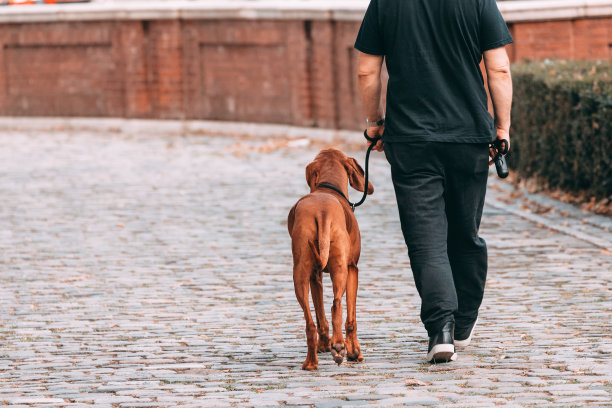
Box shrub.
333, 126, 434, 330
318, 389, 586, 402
509, 60, 612, 198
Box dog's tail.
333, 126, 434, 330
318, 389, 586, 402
309, 214, 331, 270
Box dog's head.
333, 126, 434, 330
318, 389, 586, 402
305, 148, 374, 195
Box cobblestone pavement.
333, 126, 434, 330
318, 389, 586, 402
1, 127, 611, 407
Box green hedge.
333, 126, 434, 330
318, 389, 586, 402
509, 60, 612, 198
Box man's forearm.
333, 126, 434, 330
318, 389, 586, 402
358, 73, 384, 122
357, 53, 385, 149
483, 47, 512, 135
487, 70, 512, 133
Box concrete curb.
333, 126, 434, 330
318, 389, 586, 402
0, 116, 362, 144
486, 178, 612, 252
491, 177, 612, 233
485, 197, 612, 252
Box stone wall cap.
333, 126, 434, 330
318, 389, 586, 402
499, 0, 612, 21
0, 0, 610, 23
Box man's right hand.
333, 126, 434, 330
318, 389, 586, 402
489, 128, 510, 165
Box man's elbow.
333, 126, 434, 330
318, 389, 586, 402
484, 47, 511, 78
357, 67, 382, 89
487, 64, 511, 80
357, 69, 381, 80
357, 52, 384, 80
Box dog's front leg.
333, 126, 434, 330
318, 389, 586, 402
345, 265, 364, 362
329, 263, 348, 365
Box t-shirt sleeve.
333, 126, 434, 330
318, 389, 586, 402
479, 0, 514, 52
354, 0, 385, 56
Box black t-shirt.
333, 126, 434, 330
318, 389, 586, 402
355, 0, 513, 143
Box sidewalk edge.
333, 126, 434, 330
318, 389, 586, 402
0, 117, 362, 144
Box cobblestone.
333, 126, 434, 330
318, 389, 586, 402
0, 126, 611, 407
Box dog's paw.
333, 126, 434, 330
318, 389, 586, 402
302, 360, 318, 371
345, 338, 364, 362
331, 343, 346, 365
347, 347, 364, 362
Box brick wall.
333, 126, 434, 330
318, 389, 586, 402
510, 18, 612, 61
0, 21, 124, 117
0, 14, 610, 128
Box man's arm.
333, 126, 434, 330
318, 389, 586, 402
357, 52, 385, 151
483, 46, 512, 152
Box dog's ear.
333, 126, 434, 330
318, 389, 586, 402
305, 160, 320, 191
345, 157, 374, 195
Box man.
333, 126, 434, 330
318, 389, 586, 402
355, 0, 513, 363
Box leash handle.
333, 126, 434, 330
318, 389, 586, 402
351, 130, 382, 210
363, 129, 382, 143
491, 138, 509, 155
490, 138, 510, 179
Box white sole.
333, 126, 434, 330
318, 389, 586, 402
455, 318, 478, 349
426, 344, 455, 363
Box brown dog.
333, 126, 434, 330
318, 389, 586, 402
288, 148, 373, 370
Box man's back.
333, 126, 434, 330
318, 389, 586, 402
355, 0, 513, 143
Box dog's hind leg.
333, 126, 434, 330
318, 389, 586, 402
294, 261, 318, 371
345, 264, 364, 362
328, 260, 348, 365
310, 269, 331, 353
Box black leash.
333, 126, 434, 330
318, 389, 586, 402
318, 130, 382, 212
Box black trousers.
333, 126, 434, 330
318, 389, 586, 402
384, 141, 489, 337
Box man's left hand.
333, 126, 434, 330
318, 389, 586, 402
367, 125, 385, 152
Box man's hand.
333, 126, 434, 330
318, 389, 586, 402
366, 125, 385, 151
489, 128, 510, 165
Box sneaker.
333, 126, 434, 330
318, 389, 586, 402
426, 321, 456, 363
454, 318, 478, 348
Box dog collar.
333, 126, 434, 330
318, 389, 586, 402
315, 137, 380, 212
317, 183, 355, 212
